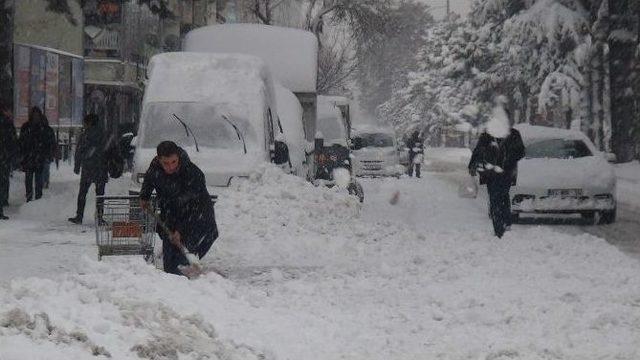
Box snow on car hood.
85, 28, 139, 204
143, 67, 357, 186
517, 156, 615, 190
133, 147, 265, 187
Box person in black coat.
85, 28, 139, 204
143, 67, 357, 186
406, 130, 424, 178
468, 117, 525, 238
68, 114, 109, 224
140, 141, 218, 276
18, 107, 54, 202
40, 115, 57, 189
0, 100, 18, 219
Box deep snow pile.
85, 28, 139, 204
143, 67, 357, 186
2, 165, 640, 359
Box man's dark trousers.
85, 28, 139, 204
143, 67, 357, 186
487, 176, 512, 238
407, 156, 421, 178
75, 176, 106, 220
0, 166, 9, 210
25, 166, 44, 201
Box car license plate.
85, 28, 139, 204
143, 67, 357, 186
548, 189, 582, 197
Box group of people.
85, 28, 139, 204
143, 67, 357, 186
1, 100, 218, 276
0, 101, 57, 219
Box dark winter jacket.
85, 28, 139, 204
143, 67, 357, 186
0, 114, 18, 171
406, 133, 424, 159
18, 119, 54, 170
140, 147, 218, 249
44, 126, 57, 162
468, 129, 525, 185
74, 124, 109, 183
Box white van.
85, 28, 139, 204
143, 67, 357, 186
129, 52, 288, 192
350, 127, 403, 177
183, 24, 318, 179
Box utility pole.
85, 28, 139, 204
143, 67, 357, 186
446, 0, 450, 20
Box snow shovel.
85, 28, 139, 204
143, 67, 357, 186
144, 209, 203, 278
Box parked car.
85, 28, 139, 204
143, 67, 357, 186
510, 124, 617, 224
351, 127, 403, 177
129, 52, 289, 194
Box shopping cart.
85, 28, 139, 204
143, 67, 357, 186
95, 195, 157, 262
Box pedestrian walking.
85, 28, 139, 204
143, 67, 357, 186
18, 107, 54, 202
0, 100, 18, 219
468, 106, 525, 238
139, 141, 218, 276
40, 115, 57, 189
406, 130, 424, 178
68, 114, 108, 224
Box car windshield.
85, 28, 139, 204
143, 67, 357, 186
355, 133, 394, 148
525, 138, 593, 159
138, 102, 256, 151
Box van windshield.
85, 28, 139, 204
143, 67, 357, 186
139, 102, 256, 150
355, 133, 394, 148
317, 114, 346, 143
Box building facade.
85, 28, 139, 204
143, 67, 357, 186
12, 0, 84, 130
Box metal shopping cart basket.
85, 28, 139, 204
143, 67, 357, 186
95, 195, 157, 262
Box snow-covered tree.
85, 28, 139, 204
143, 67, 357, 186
356, 1, 433, 119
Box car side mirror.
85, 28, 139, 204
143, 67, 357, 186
273, 140, 290, 165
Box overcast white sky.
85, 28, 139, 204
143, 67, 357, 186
417, 0, 471, 19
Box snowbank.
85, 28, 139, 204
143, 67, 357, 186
3, 165, 640, 359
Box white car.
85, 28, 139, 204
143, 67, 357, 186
511, 124, 617, 224
351, 128, 403, 177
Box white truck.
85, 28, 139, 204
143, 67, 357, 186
183, 24, 318, 179
129, 52, 289, 193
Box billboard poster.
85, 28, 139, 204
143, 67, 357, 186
30, 48, 46, 112
72, 58, 84, 126
58, 57, 72, 126
13, 45, 31, 127
45, 52, 59, 125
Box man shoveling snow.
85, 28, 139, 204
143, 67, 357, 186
140, 141, 218, 277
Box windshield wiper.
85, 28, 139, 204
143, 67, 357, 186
172, 113, 200, 152
222, 115, 247, 154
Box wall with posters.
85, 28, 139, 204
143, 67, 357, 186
13, 44, 83, 128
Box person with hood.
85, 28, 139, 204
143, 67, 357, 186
406, 130, 424, 178
40, 114, 57, 189
18, 107, 54, 202
139, 141, 218, 276
0, 100, 18, 219
68, 113, 108, 224
468, 104, 525, 238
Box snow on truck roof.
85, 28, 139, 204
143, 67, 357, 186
144, 52, 274, 123
183, 24, 318, 94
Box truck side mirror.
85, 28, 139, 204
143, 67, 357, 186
273, 140, 290, 165
351, 137, 363, 150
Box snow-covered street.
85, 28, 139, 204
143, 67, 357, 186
2, 156, 640, 359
